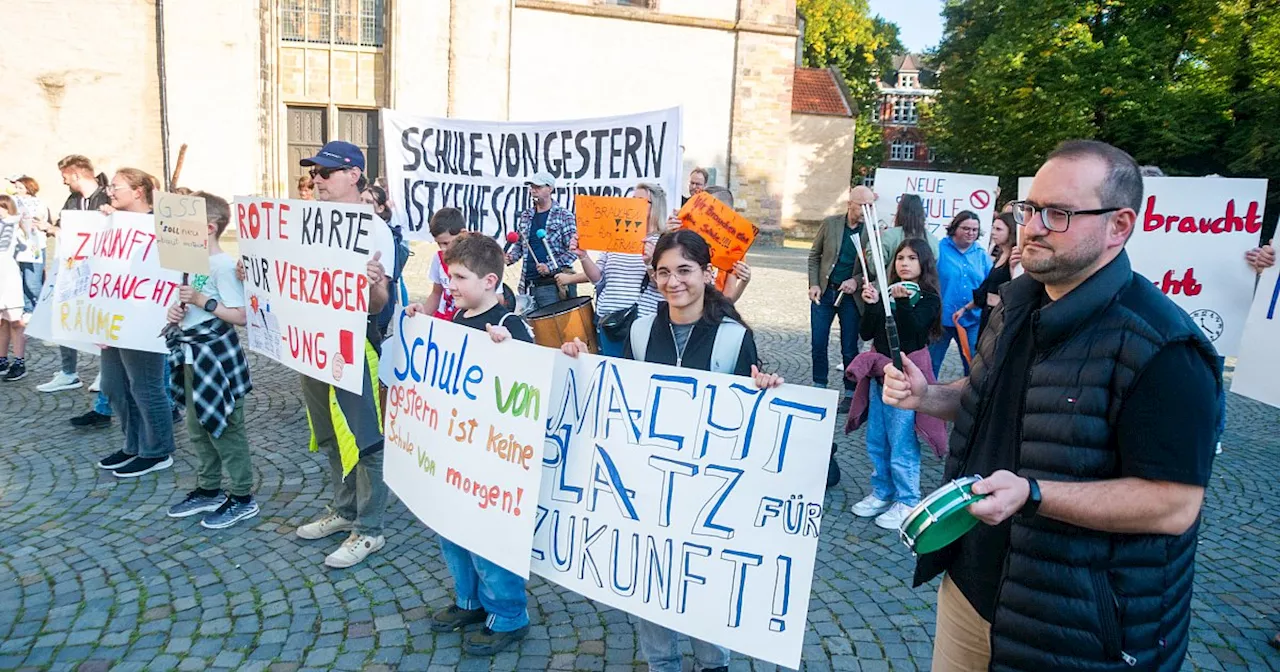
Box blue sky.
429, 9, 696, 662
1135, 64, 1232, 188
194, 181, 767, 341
867, 0, 944, 53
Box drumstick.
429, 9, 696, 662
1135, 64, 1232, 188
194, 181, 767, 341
862, 202, 904, 371
835, 230, 872, 308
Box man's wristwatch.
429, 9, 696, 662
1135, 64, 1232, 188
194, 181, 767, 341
1018, 477, 1042, 519
203, 298, 218, 313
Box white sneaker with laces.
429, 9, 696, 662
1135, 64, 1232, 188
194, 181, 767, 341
88, 372, 102, 392
324, 532, 386, 568
37, 372, 82, 393
851, 494, 893, 518
295, 512, 355, 540
875, 502, 914, 530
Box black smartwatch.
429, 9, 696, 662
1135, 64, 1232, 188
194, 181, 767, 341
203, 298, 218, 313
1018, 477, 1042, 519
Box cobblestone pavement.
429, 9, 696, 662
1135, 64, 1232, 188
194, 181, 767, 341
1, 244, 1277, 672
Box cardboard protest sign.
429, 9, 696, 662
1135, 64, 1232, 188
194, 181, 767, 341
1232, 265, 1280, 408
383, 313, 556, 578
26, 245, 99, 355
50, 211, 182, 353
575, 196, 649, 254
383, 107, 682, 241
874, 168, 998, 251
677, 192, 759, 272
532, 353, 838, 668
233, 197, 385, 394
1125, 177, 1267, 356
154, 191, 209, 275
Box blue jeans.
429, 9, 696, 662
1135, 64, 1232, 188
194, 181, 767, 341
1215, 356, 1226, 442
810, 286, 860, 389
866, 381, 921, 506
18, 262, 42, 313
439, 536, 529, 632
929, 325, 978, 377
100, 347, 175, 459
596, 324, 626, 358
93, 390, 112, 416
529, 281, 576, 311
635, 617, 729, 672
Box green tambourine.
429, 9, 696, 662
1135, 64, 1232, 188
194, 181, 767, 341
899, 475, 988, 554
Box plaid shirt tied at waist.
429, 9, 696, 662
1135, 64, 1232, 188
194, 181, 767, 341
166, 319, 253, 439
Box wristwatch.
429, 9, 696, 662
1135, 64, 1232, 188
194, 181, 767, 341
1018, 477, 1042, 519
203, 298, 218, 313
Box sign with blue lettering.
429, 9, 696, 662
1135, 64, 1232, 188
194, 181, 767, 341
1232, 264, 1280, 408
531, 352, 838, 668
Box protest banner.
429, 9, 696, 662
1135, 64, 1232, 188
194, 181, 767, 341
382, 107, 682, 241
154, 191, 209, 275
873, 168, 998, 250
50, 211, 181, 354
383, 313, 556, 578
26, 250, 99, 355
532, 353, 838, 668
233, 197, 382, 394
575, 195, 650, 254
1232, 265, 1280, 408
677, 192, 759, 272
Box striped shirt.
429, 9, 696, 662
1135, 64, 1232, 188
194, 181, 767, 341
594, 252, 651, 316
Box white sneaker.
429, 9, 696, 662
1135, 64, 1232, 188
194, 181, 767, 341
875, 502, 914, 530
1215, 442, 1223, 455
295, 512, 355, 540
37, 372, 82, 393
324, 532, 386, 568
851, 494, 893, 518
88, 372, 101, 392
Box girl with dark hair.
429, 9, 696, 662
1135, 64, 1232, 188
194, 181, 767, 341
561, 228, 782, 672
879, 193, 939, 262
931, 210, 990, 376
957, 212, 1019, 338
847, 238, 944, 528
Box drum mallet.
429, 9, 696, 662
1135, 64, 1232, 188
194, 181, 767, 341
861, 201, 904, 371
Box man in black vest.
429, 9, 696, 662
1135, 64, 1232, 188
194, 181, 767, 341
884, 140, 1220, 671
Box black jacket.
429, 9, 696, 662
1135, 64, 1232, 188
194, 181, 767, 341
60, 173, 111, 215
916, 251, 1220, 671
858, 290, 940, 355
623, 304, 758, 375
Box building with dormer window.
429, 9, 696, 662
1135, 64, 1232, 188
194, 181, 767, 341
874, 53, 938, 170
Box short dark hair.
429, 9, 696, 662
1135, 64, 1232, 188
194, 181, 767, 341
430, 207, 466, 237
1046, 140, 1143, 212
443, 232, 504, 282
57, 154, 95, 176
193, 191, 232, 236
945, 210, 981, 237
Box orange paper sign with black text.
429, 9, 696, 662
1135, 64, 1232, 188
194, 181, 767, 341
574, 196, 650, 254
676, 192, 759, 272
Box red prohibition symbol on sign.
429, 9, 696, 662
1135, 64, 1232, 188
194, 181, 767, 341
970, 190, 991, 210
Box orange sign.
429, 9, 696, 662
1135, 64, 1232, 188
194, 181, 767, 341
574, 196, 650, 254
676, 192, 759, 272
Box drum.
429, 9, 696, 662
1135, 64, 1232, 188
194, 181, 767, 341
899, 475, 988, 555
525, 296, 599, 353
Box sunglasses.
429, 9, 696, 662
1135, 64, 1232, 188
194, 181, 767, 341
309, 166, 351, 179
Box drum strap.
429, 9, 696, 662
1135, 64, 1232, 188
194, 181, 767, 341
628, 315, 746, 375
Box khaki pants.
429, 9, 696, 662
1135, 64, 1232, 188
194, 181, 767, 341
932, 574, 992, 671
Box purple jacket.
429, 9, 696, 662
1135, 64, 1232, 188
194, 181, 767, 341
843, 348, 948, 457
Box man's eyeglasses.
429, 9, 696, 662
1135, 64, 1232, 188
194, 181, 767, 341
1009, 200, 1121, 233
309, 166, 351, 180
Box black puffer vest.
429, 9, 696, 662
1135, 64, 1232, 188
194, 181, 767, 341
915, 252, 1221, 671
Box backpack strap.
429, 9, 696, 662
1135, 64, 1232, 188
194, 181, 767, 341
709, 319, 747, 374
629, 314, 657, 362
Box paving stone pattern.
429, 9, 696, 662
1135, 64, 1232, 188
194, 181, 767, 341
1, 245, 1277, 671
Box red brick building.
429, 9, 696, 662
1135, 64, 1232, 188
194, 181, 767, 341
874, 54, 938, 170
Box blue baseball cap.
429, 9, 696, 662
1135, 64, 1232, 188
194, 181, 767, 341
300, 141, 365, 171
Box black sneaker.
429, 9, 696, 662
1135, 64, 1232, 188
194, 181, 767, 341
431, 605, 487, 633
113, 456, 174, 478
2, 362, 25, 381
0, 359, 9, 376
462, 625, 529, 656
200, 496, 260, 529
71, 410, 113, 429
826, 443, 841, 488
97, 450, 136, 470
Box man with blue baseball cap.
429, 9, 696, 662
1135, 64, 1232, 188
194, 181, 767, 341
290, 140, 398, 569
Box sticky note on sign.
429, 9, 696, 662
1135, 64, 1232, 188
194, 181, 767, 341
574, 196, 650, 254
676, 192, 759, 272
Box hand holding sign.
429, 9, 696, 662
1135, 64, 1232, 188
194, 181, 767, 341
574, 196, 649, 254
676, 192, 759, 272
